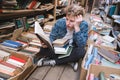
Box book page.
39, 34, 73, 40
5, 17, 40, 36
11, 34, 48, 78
34, 21, 53, 50
52, 38, 69, 45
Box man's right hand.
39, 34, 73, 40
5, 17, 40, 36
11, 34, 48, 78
41, 42, 48, 48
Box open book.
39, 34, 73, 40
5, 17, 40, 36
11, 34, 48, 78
34, 21, 73, 58
34, 21, 54, 52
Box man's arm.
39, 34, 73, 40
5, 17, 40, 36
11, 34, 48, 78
74, 21, 88, 47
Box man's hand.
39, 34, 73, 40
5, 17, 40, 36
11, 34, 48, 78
74, 15, 83, 32
41, 42, 48, 48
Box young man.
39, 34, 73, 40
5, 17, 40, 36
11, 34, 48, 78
37, 4, 88, 71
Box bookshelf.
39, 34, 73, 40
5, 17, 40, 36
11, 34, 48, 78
54, 0, 72, 20
0, 0, 56, 41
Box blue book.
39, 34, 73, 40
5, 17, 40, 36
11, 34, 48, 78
1, 40, 23, 48
84, 54, 94, 69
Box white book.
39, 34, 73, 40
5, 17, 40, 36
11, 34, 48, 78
34, 21, 53, 51
0, 64, 15, 73
54, 46, 69, 54
6, 59, 24, 67
0, 50, 10, 57
102, 35, 115, 43
29, 42, 41, 47
24, 46, 40, 52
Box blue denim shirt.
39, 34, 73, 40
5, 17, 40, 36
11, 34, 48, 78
49, 18, 88, 47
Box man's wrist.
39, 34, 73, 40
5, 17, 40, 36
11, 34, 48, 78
74, 25, 80, 32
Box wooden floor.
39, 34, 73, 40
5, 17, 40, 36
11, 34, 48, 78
27, 64, 81, 80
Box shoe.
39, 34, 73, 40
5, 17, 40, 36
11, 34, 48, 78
37, 58, 45, 66
43, 60, 56, 66
70, 62, 78, 72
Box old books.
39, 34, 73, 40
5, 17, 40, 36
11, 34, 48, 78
98, 47, 120, 63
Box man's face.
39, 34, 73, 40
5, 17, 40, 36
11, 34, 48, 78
66, 15, 75, 30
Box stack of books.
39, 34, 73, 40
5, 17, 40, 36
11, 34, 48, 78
0, 50, 10, 60
53, 38, 70, 54
0, 57, 25, 79
0, 40, 23, 51
53, 38, 73, 58
6, 55, 26, 68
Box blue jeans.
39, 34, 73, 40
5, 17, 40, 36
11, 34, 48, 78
39, 46, 86, 65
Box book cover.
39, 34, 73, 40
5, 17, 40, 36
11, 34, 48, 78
1, 40, 23, 48
98, 47, 120, 63
0, 44, 20, 51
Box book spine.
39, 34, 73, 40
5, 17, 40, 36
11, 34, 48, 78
0, 64, 15, 73
6, 59, 24, 67
0, 72, 11, 79
88, 73, 94, 80
99, 72, 106, 80
10, 56, 26, 63
1, 61, 17, 69
0, 67, 14, 76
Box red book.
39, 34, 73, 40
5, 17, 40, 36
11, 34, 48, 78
27, 0, 37, 9
0, 61, 17, 69
10, 56, 26, 63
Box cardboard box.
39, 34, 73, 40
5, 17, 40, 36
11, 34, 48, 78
3, 52, 33, 80
86, 64, 120, 80
80, 50, 88, 80
80, 44, 92, 80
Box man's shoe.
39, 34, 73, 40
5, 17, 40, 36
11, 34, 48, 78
43, 60, 56, 66
37, 58, 45, 66
70, 62, 79, 72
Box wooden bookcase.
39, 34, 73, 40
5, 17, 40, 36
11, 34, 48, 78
0, 0, 56, 41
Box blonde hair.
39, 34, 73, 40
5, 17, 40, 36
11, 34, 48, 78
65, 4, 85, 17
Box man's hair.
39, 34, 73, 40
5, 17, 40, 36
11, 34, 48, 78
64, 4, 85, 17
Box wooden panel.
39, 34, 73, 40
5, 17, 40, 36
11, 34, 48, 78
27, 66, 51, 80
60, 65, 80, 80
44, 65, 65, 80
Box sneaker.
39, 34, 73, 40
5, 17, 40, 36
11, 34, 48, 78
37, 58, 45, 66
43, 60, 56, 66
70, 62, 78, 72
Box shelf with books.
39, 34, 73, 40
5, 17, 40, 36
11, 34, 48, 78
0, 0, 55, 21
54, 0, 69, 20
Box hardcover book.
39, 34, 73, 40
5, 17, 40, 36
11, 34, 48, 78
1, 40, 23, 48
98, 47, 120, 63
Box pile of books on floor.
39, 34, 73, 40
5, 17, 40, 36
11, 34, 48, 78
88, 30, 116, 50
0, 40, 25, 51
80, 14, 120, 80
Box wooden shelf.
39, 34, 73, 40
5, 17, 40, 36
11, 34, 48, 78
0, 9, 46, 21
0, 4, 54, 21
